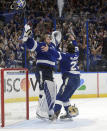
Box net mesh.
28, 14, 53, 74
0, 69, 28, 127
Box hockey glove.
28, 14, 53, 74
22, 24, 32, 42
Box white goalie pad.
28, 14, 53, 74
36, 90, 49, 118
36, 80, 57, 118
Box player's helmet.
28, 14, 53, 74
67, 41, 75, 54
10, 0, 26, 10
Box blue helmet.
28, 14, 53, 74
67, 41, 75, 54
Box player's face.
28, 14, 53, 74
45, 36, 51, 45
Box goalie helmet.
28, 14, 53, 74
10, 0, 26, 10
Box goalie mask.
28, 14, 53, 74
10, 0, 26, 10
67, 41, 75, 54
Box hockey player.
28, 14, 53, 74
52, 34, 80, 120
22, 24, 61, 120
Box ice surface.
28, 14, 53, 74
0, 97, 107, 131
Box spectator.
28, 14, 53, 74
6, 53, 17, 68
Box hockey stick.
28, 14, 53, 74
10, 0, 29, 68
10, 0, 27, 29
10, 0, 28, 41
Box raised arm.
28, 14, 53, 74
21, 24, 38, 51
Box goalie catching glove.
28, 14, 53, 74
51, 31, 62, 46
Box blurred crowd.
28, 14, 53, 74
0, 0, 107, 72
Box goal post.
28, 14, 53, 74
0, 68, 29, 127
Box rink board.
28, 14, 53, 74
1, 72, 107, 103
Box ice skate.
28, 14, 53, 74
60, 105, 79, 120
68, 104, 79, 117
60, 112, 73, 120
49, 111, 60, 121
36, 112, 47, 120
49, 114, 57, 121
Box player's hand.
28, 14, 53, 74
41, 45, 49, 52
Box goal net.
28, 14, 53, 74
0, 68, 29, 127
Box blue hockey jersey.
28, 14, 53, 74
58, 40, 80, 75
25, 38, 59, 69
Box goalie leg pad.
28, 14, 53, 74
36, 80, 57, 119
44, 80, 56, 111
36, 90, 49, 119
